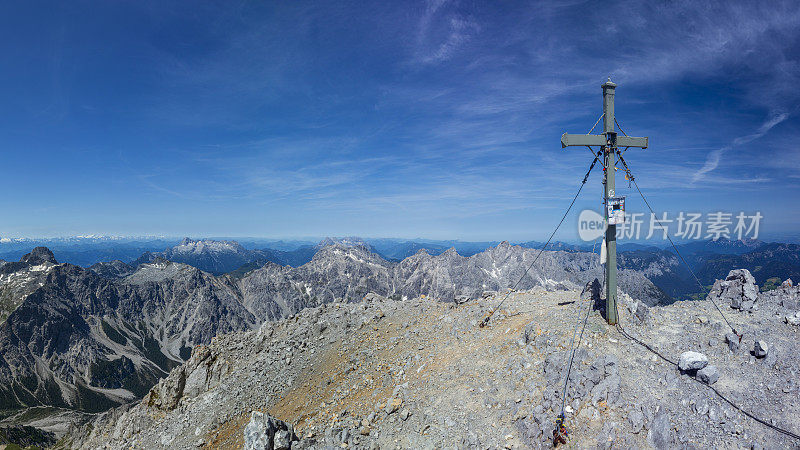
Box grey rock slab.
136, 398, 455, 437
730, 294, 743, 310
243, 411, 295, 450
678, 351, 708, 371
274, 429, 291, 450
696, 365, 719, 385
385, 398, 402, 415
754, 341, 769, 358
244, 412, 271, 450
647, 407, 672, 450
591, 374, 621, 407
628, 409, 644, 434
725, 333, 740, 352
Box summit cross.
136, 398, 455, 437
560, 79, 649, 325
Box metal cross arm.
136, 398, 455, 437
560, 133, 606, 148
560, 133, 648, 149
617, 135, 648, 148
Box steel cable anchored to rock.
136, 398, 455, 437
614, 319, 800, 442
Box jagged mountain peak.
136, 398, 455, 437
482, 241, 522, 258
0, 256, 258, 414
311, 241, 386, 264
0, 247, 60, 323
438, 247, 461, 258
89, 260, 134, 279
132, 239, 271, 275
174, 238, 245, 254
316, 236, 368, 248
21, 246, 57, 265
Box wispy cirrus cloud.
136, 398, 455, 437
411, 0, 479, 65
692, 112, 789, 183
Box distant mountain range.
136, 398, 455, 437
2, 236, 795, 303
0, 241, 664, 414
131, 238, 318, 275
613, 239, 799, 301
1, 234, 798, 421
0, 236, 667, 268
0, 238, 180, 268
0, 237, 319, 270
131, 237, 798, 302
694, 242, 800, 286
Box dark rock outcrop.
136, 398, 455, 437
21, 247, 57, 265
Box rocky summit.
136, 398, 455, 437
69, 271, 800, 449
2, 243, 799, 449
0, 247, 60, 322
132, 238, 272, 275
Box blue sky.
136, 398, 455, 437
1, 1, 798, 241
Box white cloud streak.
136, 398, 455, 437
411, 0, 479, 65
692, 113, 789, 183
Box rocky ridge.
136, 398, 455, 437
133, 238, 271, 275
0, 242, 664, 420
71, 268, 800, 449
0, 258, 257, 413
132, 238, 319, 275
0, 247, 59, 322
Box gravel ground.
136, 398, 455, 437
72, 276, 800, 449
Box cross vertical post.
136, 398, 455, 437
560, 79, 648, 325
602, 80, 618, 325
